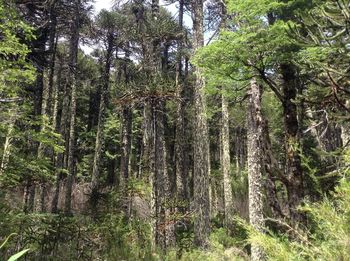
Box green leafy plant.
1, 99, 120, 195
0, 233, 30, 261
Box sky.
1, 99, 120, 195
93, 0, 114, 14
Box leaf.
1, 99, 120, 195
8, 249, 30, 261
0, 233, 17, 249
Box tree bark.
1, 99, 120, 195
37, 73, 50, 212
191, 0, 211, 248
247, 78, 265, 261
175, 0, 189, 213
51, 54, 67, 213
280, 63, 304, 224
0, 109, 16, 176
262, 119, 285, 219
91, 32, 114, 203
120, 105, 133, 217
64, 1, 81, 215
221, 93, 234, 227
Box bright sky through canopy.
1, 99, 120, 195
93, 0, 114, 14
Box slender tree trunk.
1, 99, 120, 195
221, 94, 234, 226
64, 82, 77, 215
119, 45, 132, 191
145, 102, 157, 248
153, 100, 169, 249
25, 40, 46, 213
0, 109, 16, 176
91, 33, 114, 204
37, 15, 58, 209
341, 101, 350, 146
64, 2, 80, 215
247, 78, 265, 261
120, 106, 133, 216
37, 76, 50, 212
51, 55, 67, 213
23, 180, 36, 213
280, 63, 304, 224
47, 4, 58, 119
262, 119, 285, 219
175, 0, 189, 213
120, 107, 132, 185
191, 0, 210, 248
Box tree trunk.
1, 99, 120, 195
25, 39, 46, 213
64, 2, 80, 215
262, 119, 285, 219
120, 105, 133, 216
175, 0, 189, 215
247, 78, 265, 261
0, 109, 16, 176
341, 101, 350, 146
91, 32, 114, 204
221, 93, 234, 227
37, 74, 50, 212
153, 100, 170, 249
280, 63, 304, 224
51, 54, 67, 213
191, 0, 210, 248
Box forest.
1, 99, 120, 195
0, 0, 350, 260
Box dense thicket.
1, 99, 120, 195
0, 0, 349, 260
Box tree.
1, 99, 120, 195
0, 1, 35, 178
64, 0, 83, 215
191, 0, 211, 248
91, 9, 118, 205
247, 78, 265, 261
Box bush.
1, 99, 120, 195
249, 175, 350, 260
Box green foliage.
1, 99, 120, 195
98, 213, 155, 260
172, 228, 247, 261
0, 2, 59, 186
8, 249, 30, 261
0, 1, 35, 96
248, 153, 350, 260
0, 233, 30, 261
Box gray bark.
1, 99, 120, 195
192, 0, 211, 248
221, 94, 234, 227
247, 78, 265, 261
64, 1, 81, 215
175, 0, 188, 211
91, 32, 114, 201
51, 55, 66, 213
280, 63, 304, 224
0, 109, 16, 176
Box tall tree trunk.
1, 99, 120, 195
120, 108, 132, 185
341, 101, 350, 146
120, 105, 133, 216
37, 10, 58, 209
0, 109, 16, 176
218, 0, 233, 227
154, 100, 170, 249
64, 2, 81, 215
280, 63, 304, 224
221, 93, 233, 227
47, 3, 58, 119
51, 54, 67, 213
119, 45, 132, 191
145, 102, 157, 248
175, 0, 189, 213
91, 33, 114, 204
25, 39, 46, 213
191, 0, 210, 248
247, 78, 265, 261
37, 75, 50, 212
262, 120, 285, 219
